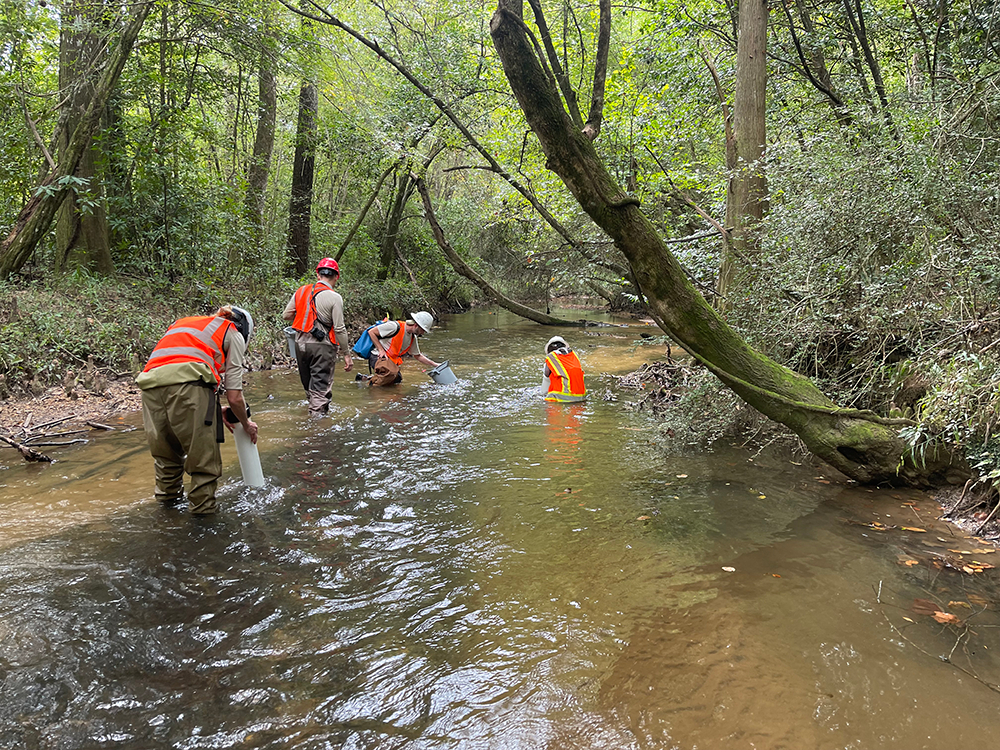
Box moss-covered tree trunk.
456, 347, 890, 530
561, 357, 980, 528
490, 0, 967, 487
0, 3, 150, 278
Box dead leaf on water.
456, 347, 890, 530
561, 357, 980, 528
932, 611, 962, 625
676, 474, 688, 478
900, 559, 919, 567
912, 598, 940, 616
968, 594, 990, 607
949, 600, 973, 609
722, 566, 736, 572
771, 573, 781, 578
636, 515, 651, 521
901, 526, 927, 532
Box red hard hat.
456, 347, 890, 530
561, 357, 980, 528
316, 257, 339, 275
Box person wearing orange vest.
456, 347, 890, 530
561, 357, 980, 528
541, 335, 586, 402
282, 257, 353, 413
366, 311, 440, 385
135, 305, 259, 515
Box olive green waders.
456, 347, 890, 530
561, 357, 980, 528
295, 336, 336, 414
141, 381, 222, 515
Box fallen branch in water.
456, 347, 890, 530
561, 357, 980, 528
0, 432, 52, 462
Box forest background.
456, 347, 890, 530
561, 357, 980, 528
1, 0, 999, 498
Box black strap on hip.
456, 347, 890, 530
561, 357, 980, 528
195, 380, 224, 443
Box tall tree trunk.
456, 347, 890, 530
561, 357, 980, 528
286, 80, 317, 276
54, 0, 114, 275
244, 58, 277, 249
718, 0, 769, 306
376, 166, 414, 281
490, 0, 968, 487
0, 2, 151, 278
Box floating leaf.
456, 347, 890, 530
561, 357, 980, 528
932, 611, 961, 625
912, 598, 940, 615
902, 616, 915, 623
636, 515, 651, 521
676, 474, 688, 478
948, 550, 974, 555
771, 573, 781, 578
968, 594, 990, 607
901, 559, 919, 567
722, 566, 736, 572
869, 521, 891, 531
758, 494, 767, 499
949, 601, 973, 609
901, 526, 927, 533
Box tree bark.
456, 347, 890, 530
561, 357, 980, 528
490, 0, 967, 487
245, 55, 277, 248
718, 0, 769, 305
376, 166, 414, 281
0, 2, 151, 279
286, 80, 318, 276
416, 177, 584, 326
55, 0, 114, 275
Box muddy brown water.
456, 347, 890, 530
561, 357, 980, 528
1, 309, 999, 749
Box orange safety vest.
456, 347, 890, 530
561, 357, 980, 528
143, 315, 234, 385
545, 349, 586, 402
382, 321, 414, 365
291, 282, 334, 343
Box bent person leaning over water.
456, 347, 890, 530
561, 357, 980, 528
136, 305, 259, 515
366, 311, 440, 385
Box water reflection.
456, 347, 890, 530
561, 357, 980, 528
1, 309, 999, 749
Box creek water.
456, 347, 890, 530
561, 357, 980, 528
2, 309, 1000, 749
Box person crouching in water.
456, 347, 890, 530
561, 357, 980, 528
283, 257, 353, 414
367, 311, 440, 385
136, 305, 259, 515
541, 335, 586, 402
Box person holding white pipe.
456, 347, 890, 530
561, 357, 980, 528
136, 305, 259, 515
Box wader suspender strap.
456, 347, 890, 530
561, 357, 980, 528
197, 381, 225, 443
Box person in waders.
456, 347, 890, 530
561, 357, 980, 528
541, 335, 586, 402
282, 258, 353, 414
365, 312, 440, 386
136, 305, 259, 515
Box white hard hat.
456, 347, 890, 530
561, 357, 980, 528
546, 335, 567, 353
411, 311, 434, 333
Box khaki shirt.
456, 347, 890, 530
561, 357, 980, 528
372, 321, 421, 357
283, 280, 348, 349
136, 327, 247, 391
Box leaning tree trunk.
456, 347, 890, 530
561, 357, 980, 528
490, 0, 967, 487
0, 2, 151, 278
416, 177, 583, 326
55, 0, 114, 275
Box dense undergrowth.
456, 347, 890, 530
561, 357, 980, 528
628, 130, 1000, 507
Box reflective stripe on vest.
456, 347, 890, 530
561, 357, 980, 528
545, 350, 586, 402
384, 321, 413, 365
143, 315, 233, 384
